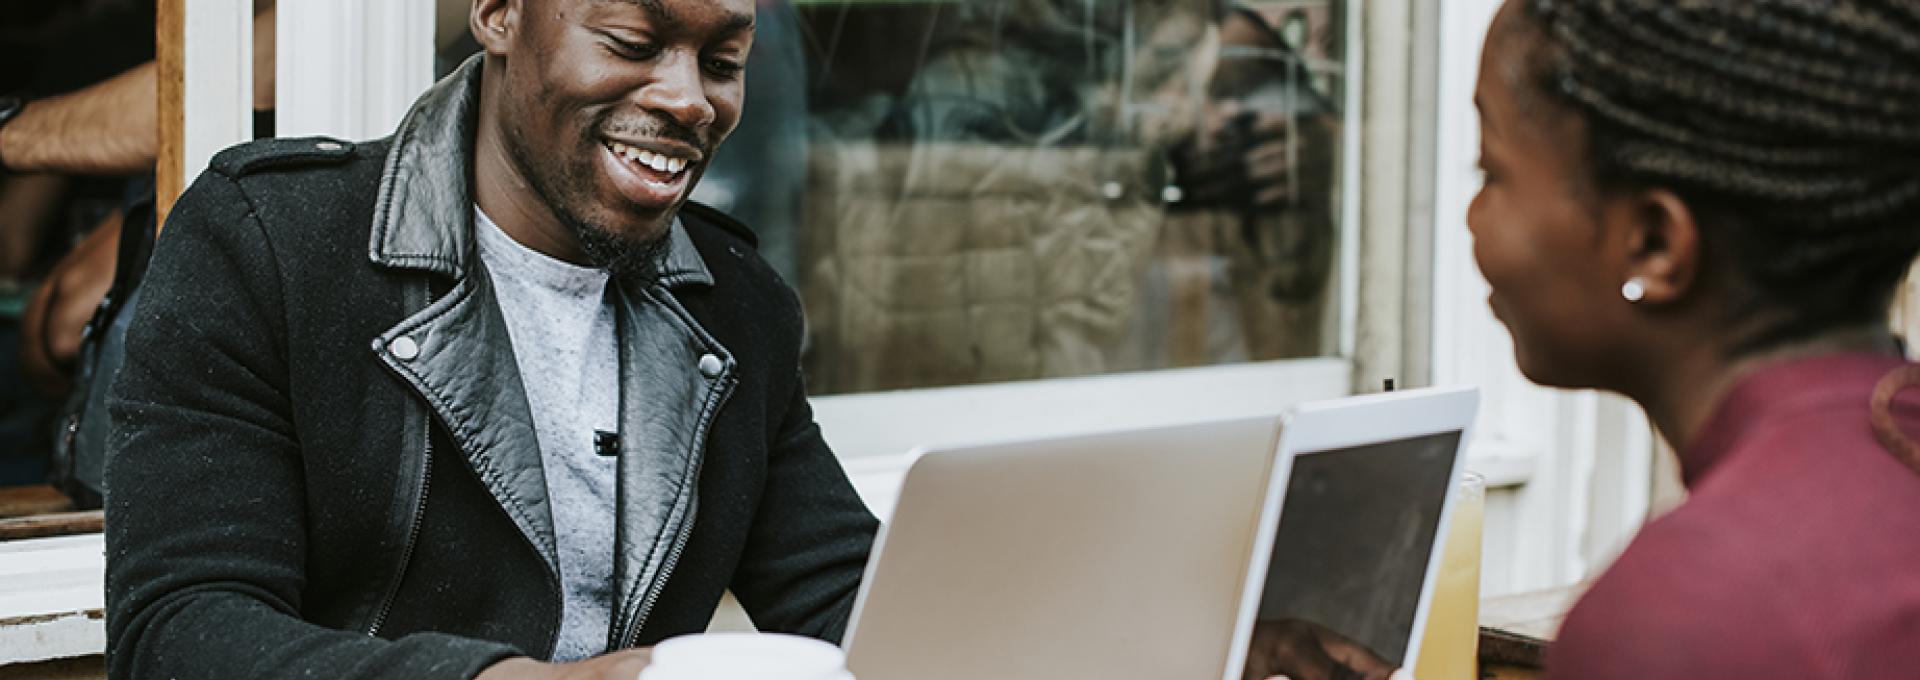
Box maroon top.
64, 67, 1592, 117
1547, 353, 1920, 679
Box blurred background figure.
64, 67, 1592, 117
0, 0, 162, 494
0, 0, 275, 503
1154, 3, 1342, 367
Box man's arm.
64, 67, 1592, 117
729, 367, 882, 640
0, 62, 157, 175
104, 169, 520, 680
0, 5, 275, 176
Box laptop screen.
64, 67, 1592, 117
1253, 430, 1463, 666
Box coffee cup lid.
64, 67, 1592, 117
640, 633, 849, 680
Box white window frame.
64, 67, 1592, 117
178, 0, 255, 185
275, 0, 435, 141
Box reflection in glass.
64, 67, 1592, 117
443, 0, 1352, 397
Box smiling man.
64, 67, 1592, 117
101, 1, 879, 678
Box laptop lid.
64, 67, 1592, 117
842, 415, 1287, 680
1225, 386, 1479, 677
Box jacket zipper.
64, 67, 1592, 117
620, 496, 699, 649
367, 429, 433, 636
619, 375, 736, 648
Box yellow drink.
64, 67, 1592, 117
1413, 472, 1485, 680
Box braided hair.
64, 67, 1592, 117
1522, 0, 1920, 349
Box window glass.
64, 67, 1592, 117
436, 0, 1355, 396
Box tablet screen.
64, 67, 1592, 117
1254, 430, 1462, 666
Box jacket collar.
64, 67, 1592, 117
366, 54, 713, 287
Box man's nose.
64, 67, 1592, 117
635, 51, 716, 132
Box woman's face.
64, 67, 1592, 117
1467, 3, 1635, 389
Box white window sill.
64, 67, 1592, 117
0, 534, 106, 665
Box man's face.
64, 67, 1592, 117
493, 0, 754, 260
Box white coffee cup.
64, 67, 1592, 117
637, 633, 854, 680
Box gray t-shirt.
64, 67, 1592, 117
474, 207, 619, 662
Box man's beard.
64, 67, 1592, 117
504, 123, 675, 282
574, 216, 670, 282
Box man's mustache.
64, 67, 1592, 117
602, 116, 708, 153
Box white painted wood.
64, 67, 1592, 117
275, 0, 436, 141
0, 536, 106, 665
0, 612, 103, 667
834, 408, 1536, 529
1335, 0, 1365, 361
182, 0, 255, 183
1582, 395, 1657, 568
812, 359, 1351, 461
1350, 0, 1411, 390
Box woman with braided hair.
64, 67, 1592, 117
1470, 0, 1920, 676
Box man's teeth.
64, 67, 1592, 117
608, 141, 689, 175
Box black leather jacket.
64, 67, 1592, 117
102, 55, 878, 680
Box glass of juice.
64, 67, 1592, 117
1413, 471, 1485, 680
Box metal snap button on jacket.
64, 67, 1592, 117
698, 354, 723, 378
390, 336, 420, 361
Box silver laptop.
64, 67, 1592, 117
841, 386, 1478, 680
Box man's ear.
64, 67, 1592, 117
1617, 188, 1703, 306
471, 0, 519, 56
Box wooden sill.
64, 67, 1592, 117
0, 514, 104, 543
0, 487, 73, 520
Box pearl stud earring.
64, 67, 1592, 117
1622, 278, 1648, 303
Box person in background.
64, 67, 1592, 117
1155, 4, 1341, 367
103, 0, 878, 678
0, 0, 163, 487
0, 1, 275, 503
1470, 1, 1920, 677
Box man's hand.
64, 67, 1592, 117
1243, 618, 1396, 680
20, 210, 122, 397
475, 648, 653, 680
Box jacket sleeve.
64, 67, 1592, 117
103, 170, 521, 680
728, 365, 881, 642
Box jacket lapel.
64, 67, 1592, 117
373, 267, 561, 574
608, 280, 736, 646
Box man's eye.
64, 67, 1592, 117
704, 58, 744, 79
607, 38, 659, 60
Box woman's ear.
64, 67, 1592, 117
471, 0, 519, 57
1617, 188, 1702, 306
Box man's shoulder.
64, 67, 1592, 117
676, 201, 790, 294
677, 201, 759, 249
171, 136, 393, 267
208, 136, 375, 179
200, 135, 390, 213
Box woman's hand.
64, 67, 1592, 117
1243, 618, 1397, 680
